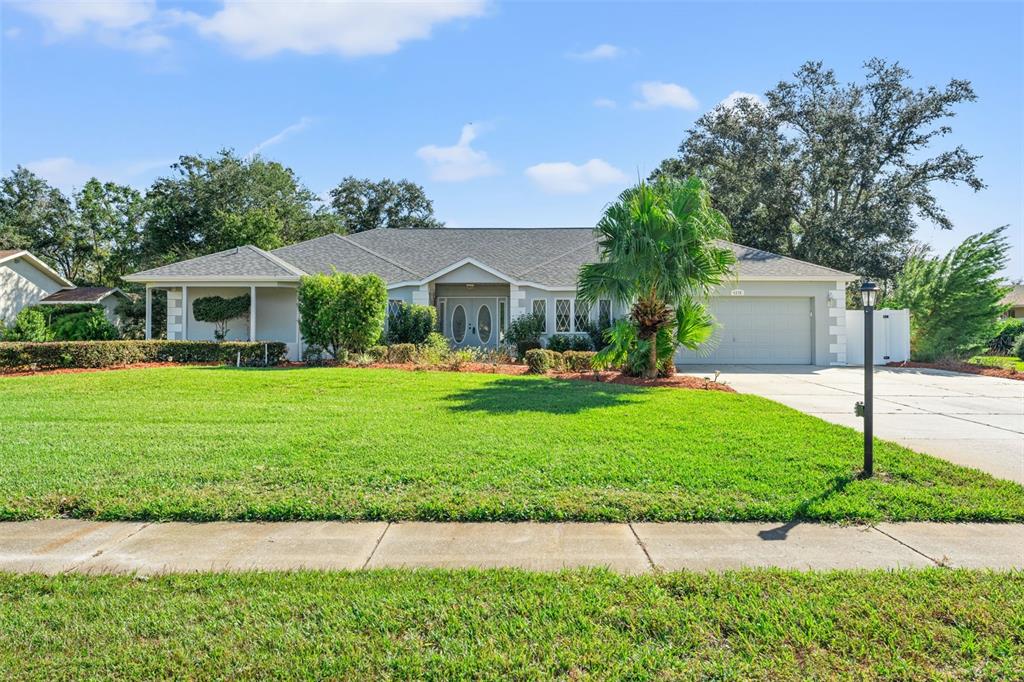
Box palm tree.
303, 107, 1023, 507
577, 176, 735, 378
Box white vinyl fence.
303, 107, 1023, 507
845, 308, 911, 365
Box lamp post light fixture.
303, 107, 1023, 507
859, 280, 879, 477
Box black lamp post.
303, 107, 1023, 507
860, 281, 879, 477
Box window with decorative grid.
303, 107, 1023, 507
598, 299, 612, 326
555, 299, 571, 332
574, 300, 590, 331
532, 299, 546, 332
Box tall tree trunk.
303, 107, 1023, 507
645, 330, 658, 379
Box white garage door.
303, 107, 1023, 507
675, 297, 813, 365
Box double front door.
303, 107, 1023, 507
448, 298, 498, 348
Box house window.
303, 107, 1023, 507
532, 299, 546, 332
437, 299, 446, 333
574, 300, 590, 331
598, 299, 612, 326
555, 299, 571, 332
498, 299, 507, 340
387, 300, 402, 319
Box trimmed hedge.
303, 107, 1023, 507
0, 340, 288, 371
561, 350, 596, 372
386, 343, 417, 363
525, 348, 562, 374
546, 334, 593, 353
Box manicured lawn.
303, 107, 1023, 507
1, 366, 1023, 522
1, 569, 1021, 679
969, 354, 1024, 372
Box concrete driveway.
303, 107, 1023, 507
678, 365, 1024, 484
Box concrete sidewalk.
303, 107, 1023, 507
2, 520, 1022, 575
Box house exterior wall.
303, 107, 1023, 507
518, 286, 628, 342
0, 257, 66, 323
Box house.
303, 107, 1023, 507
1003, 285, 1024, 319
124, 229, 857, 365
0, 249, 127, 327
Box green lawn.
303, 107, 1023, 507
1, 569, 1021, 680
1, 366, 1023, 522
969, 354, 1024, 372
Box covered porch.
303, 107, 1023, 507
144, 282, 302, 360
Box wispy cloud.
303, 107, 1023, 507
11, 0, 196, 52
417, 124, 499, 182
593, 97, 617, 109
247, 116, 315, 157
633, 81, 699, 110
525, 159, 627, 195
568, 43, 622, 61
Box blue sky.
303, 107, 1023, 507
2, 1, 1021, 277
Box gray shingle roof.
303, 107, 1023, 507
126, 245, 303, 280
127, 228, 854, 285
38, 287, 122, 304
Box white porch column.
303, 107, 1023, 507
250, 285, 257, 341
181, 285, 188, 341
827, 281, 848, 366
144, 286, 152, 340
509, 284, 527, 320
166, 288, 183, 340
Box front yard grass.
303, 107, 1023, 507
1, 569, 1021, 679
1, 366, 1023, 522
969, 354, 1024, 372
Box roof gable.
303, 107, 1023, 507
125, 245, 303, 281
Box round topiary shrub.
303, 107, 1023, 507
1013, 332, 1024, 362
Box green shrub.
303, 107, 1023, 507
989, 318, 1024, 355
546, 334, 593, 352
578, 318, 612, 351
387, 343, 417, 363
506, 312, 545, 359
50, 308, 119, 341
525, 348, 563, 374
0, 340, 288, 370
443, 348, 475, 371
192, 294, 251, 341
385, 303, 436, 344
367, 345, 389, 362
414, 332, 450, 366
3, 308, 53, 342
561, 350, 596, 372
1014, 333, 1024, 362
297, 272, 387, 358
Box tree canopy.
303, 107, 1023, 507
329, 177, 443, 233
654, 59, 984, 282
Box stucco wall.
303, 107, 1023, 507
703, 279, 848, 366
0, 257, 65, 323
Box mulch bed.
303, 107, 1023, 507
886, 360, 1023, 382
2, 359, 735, 391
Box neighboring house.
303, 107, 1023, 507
125, 229, 858, 366
0, 249, 126, 328
1003, 285, 1024, 319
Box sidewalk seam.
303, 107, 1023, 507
627, 523, 656, 572
362, 522, 391, 569
63, 521, 153, 574
870, 525, 944, 567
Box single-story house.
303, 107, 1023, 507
125, 229, 857, 365
1003, 285, 1024, 319
0, 249, 127, 327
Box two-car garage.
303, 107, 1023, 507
675, 296, 815, 365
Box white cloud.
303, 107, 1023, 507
4, 26, 23, 39
417, 124, 499, 182
247, 116, 315, 157
593, 97, 617, 109
11, 0, 187, 52
633, 81, 699, 110
569, 43, 622, 61
525, 159, 627, 195
197, 0, 487, 58
720, 91, 766, 108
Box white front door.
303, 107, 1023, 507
448, 298, 497, 348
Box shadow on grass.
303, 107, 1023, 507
445, 376, 643, 415
758, 473, 856, 540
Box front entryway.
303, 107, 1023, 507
447, 298, 498, 348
